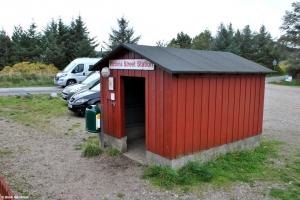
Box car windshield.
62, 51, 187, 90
82, 73, 100, 85
90, 83, 100, 91
62, 62, 76, 72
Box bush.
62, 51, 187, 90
286, 65, 300, 80
81, 143, 102, 157
0, 62, 59, 75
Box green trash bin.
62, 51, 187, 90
85, 105, 100, 133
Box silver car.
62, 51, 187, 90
61, 71, 100, 102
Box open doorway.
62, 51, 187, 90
123, 76, 146, 163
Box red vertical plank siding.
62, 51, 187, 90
113, 70, 120, 137
238, 77, 246, 140
200, 78, 209, 150
207, 78, 216, 149
101, 73, 107, 133
258, 76, 265, 134
185, 78, 195, 154
253, 76, 261, 135
193, 78, 202, 152
135, 70, 142, 77
163, 71, 172, 158
123, 69, 129, 77
244, 77, 252, 138
214, 78, 223, 146
155, 68, 164, 156
232, 77, 241, 142
148, 70, 156, 152
220, 77, 229, 145
129, 69, 135, 76
226, 78, 235, 143
128, 51, 135, 59
176, 77, 187, 156
171, 75, 178, 159
248, 77, 256, 137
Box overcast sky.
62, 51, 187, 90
0, 0, 295, 50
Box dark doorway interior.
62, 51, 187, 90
123, 77, 145, 141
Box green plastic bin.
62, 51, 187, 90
85, 105, 100, 133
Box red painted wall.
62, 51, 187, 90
100, 49, 266, 159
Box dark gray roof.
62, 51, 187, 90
91, 44, 274, 74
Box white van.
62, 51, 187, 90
54, 58, 101, 86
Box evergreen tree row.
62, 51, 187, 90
164, 23, 280, 70
0, 15, 98, 70
0, 14, 293, 73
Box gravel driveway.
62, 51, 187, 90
0, 83, 299, 200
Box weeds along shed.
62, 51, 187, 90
90, 44, 273, 168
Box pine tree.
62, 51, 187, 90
240, 25, 254, 60
26, 22, 43, 62
42, 19, 67, 69
279, 2, 300, 78
211, 23, 240, 55
252, 25, 278, 69
191, 29, 213, 50
102, 16, 141, 51
11, 25, 27, 63
168, 32, 192, 49
0, 29, 13, 70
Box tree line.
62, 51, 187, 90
0, 15, 98, 70
158, 23, 281, 71
0, 2, 299, 76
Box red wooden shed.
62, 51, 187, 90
91, 44, 273, 168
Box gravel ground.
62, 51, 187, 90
0, 83, 299, 200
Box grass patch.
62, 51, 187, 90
0, 73, 55, 88
143, 140, 300, 198
72, 122, 81, 129
142, 140, 286, 190
107, 148, 120, 156
74, 135, 99, 150
117, 193, 125, 198
81, 143, 102, 157
0, 94, 67, 127
269, 80, 300, 86
0, 150, 12, 156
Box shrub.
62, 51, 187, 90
107, 148, 120, 156
0, 62, 59, 75
286, 65, 300, 81
81, 143, 102, 157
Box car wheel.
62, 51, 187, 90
66, 79, 76, 86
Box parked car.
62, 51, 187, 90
54, 57, 101, 86
61, 71, 100, 102
68, 83, 101, 115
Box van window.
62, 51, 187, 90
73, 64, 84, 73
62, 63, 76, 72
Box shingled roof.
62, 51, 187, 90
91, 44, 274, 74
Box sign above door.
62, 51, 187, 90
109, 59, 154, 70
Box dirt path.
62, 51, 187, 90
0, 83, 299, 200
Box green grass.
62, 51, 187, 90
142, 140, 300, 199
269, 80, 300, 86
81, 143, 102, 157
117, 193, 125, 198
0, 150, 12, 156
0, 94, 67, 127
0, 73, 56, 87
74, 135, 102, 158
107, 148, 120, 156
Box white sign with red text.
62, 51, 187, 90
109, 59, 154, 70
